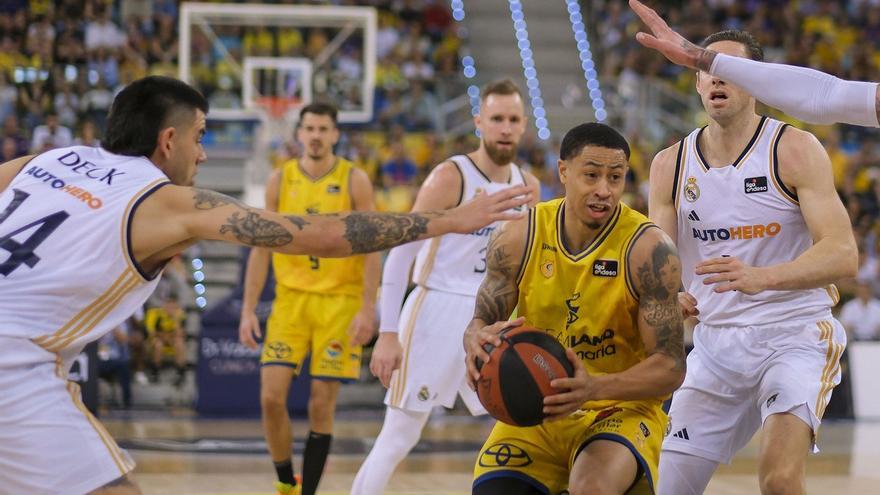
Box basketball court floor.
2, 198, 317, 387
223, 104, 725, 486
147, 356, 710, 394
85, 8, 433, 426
105, 409, 880, 494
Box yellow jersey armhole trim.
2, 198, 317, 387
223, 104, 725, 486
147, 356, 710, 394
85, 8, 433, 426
623, 222, 656, 301
515, 208, 536, 286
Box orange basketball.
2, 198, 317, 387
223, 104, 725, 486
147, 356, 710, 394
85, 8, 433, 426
475, 324, 575, 426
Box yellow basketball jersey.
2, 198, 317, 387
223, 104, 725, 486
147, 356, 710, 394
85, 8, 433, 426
272, 158, 365, 296
517, 198, 660, 410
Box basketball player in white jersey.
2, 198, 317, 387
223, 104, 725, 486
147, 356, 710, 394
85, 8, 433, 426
351, 79, 540, 495
0, 76, 531, 495
648, 31, 857, 494
629, 0, 880, 129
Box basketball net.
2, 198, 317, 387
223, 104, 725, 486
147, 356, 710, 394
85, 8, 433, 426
254, 96, 300, 168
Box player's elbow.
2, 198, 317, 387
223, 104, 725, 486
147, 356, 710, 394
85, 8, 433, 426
841, 240, 859, 278
659, 368, 686, 397
309, 234, 352, 258
656, 353, 686, 395
669, 365, 686, 392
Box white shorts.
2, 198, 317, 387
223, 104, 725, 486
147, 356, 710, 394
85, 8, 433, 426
384, 287, 486, 415
663, 318, 846, 463
0, 337, 135, 495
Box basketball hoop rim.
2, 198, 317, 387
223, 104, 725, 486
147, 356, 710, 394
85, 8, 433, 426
254, 96, 302, 121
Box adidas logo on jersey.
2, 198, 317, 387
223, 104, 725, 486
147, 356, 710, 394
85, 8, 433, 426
744, 176, 768, 194
671, 428, 690, 440
687, 210, 700, 222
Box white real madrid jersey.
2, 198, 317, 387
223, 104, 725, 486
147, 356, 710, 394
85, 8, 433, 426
412, 155, 526, 296
0, 146, 169, 360
673, 117, 837, 326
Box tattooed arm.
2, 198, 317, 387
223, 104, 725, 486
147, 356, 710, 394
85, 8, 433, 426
596, 226, 686, 400
542, 226, 685, 418
462, 215, 529, 384
131, 184, 532, 275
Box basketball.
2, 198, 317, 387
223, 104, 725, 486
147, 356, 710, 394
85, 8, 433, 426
476, 324, 575, 427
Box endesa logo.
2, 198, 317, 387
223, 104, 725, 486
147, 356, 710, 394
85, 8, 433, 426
744, 176, 768, 194
692, 222, 781, 242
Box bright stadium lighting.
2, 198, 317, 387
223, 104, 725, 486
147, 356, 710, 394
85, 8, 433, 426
452, 1, 481, 123
191, 258, 206, 309
566, 0, 606, 122
508, 0, 551, 140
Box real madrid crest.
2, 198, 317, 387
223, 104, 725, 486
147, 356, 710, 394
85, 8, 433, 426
684, 177, 700, 202
418, 385, 430, 401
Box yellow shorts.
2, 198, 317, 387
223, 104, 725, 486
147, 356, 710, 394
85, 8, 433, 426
261, 285, 363, 380
474, 401, 666, 494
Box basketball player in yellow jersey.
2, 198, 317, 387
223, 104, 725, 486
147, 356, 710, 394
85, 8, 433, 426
464, 123, 686, 495
238, 103, 378, 495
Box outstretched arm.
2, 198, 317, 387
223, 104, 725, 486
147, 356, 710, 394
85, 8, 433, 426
629, 0, 880, 127
131, 183, 532, 273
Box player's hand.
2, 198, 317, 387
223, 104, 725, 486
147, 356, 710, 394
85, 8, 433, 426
449, 186, 531, 234
543, 348, 594, 421
238, 310, 262, 350
370, 332, 403, 388
629, 0, 709, 71
696, 256, 766, 295
464, 317, 525, 389
678, 291, 699, 318
347, 306, 376, 346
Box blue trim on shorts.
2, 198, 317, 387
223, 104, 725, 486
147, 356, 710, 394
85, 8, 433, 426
260, 361, 299, 372
309, 374, 355, 384
473, 471, 550, 494
258, 364, 355, 383
577, 433, 655, 494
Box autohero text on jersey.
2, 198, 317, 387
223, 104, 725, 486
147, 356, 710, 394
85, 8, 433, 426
24, 166, 103, 209
692, 222, 781, 242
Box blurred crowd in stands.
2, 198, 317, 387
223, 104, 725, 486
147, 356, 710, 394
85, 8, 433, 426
4, 0, 880, 345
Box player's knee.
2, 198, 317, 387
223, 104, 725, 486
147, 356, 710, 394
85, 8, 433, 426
260, 390, 287, 413
759, 466, 805, 495
308, 392, 337, 417
308, 383, 339, 414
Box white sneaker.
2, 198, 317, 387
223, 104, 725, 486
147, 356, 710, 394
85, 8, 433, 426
134, 371, 149, 385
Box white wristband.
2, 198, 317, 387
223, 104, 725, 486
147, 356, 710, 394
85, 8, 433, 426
378, 240, 424, 333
